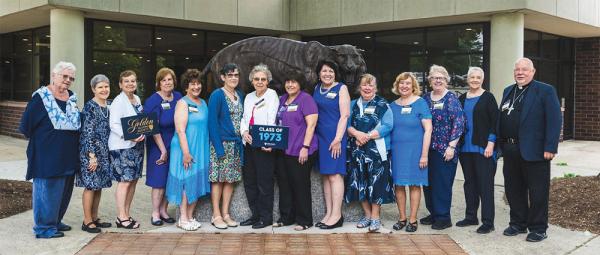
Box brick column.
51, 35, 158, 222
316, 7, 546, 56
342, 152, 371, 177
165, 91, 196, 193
574, 37, 600, 141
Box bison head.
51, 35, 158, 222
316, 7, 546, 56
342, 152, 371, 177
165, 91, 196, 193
327, 45, 367, 88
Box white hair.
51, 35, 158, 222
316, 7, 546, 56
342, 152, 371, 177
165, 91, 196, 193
249, 64, 273, 83
52, 61, 76, 74
467, 66, 485, 80
90, 74, 110, 89
514, 58, 534, 69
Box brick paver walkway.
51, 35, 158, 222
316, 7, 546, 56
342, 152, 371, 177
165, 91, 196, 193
77, 233, 467, 254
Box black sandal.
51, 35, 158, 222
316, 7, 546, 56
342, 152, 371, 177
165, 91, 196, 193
116, 217, 139, 229
393, 220, 407, 230
295, 224, 312, 231
272, 222, 285, 227
93, 218, 112, 228
406, 221, 418, 232
82, 221, 101, 233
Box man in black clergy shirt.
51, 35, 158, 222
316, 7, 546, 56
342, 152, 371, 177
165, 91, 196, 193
497, 58, 562, 242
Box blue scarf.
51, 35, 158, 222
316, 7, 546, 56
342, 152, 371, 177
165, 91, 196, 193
32, 86, 81, 130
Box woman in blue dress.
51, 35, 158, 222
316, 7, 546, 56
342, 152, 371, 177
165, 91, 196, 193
144, 67, 182, 226
390, 72, 432, 232
420, 65, 466, 230
108, 70, 146, 229
165, 69, 211, 231
77, 74, 113, 233
345, 74, 395, 232
313, 60, 351, 229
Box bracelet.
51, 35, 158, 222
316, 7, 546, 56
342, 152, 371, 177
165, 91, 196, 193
449, 145, 456, 149
302, 145, 310, 149
421, 155, 428, 158
335, 136, 342, 142
368, 132, 372, 139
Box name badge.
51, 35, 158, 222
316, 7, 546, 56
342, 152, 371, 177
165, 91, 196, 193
287, 103, 298, 112
401, 106, 412, 114
256, 98, 266, 110
161, 100, 170, 109
433, 101, 443, 110
137, 104, 144, 113
364, 106, 376, 114
188, 105, 198, 113
502, 100, 511, 111
326, 91, 338, 99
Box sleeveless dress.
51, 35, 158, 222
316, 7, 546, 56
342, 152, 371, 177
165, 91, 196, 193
165, 97, 211, 205
390, 97, 432, 186
313, 83, 348, 175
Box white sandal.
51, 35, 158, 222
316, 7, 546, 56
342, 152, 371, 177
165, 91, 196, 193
189, 218, 201, 228
178, 219, 197, 231
211, 216, 228, 229
223, 214, 238, 227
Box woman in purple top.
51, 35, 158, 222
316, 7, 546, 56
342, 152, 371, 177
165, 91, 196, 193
144, 67, 182, 226
273, 70, 318, 231
420, 65, 466, 230
312, 60, 350, 230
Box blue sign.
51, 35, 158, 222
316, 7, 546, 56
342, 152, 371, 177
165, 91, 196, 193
250, 124, 289, 149
121, 112, 160, 140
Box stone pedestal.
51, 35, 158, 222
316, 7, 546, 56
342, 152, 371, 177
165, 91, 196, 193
182, 168, 365, 223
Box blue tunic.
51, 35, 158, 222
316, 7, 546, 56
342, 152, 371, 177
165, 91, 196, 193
390, 98, 431, 186
313, 83, 348, 175
77, 100, 112, 191
460, 96, 498, 162
166, 97, 211, 205
19, 93, 79, 180
144, 91, 182, 188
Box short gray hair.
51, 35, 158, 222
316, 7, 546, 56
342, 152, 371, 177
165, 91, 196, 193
356, 73, 377, 94
467, 67, 485, 80
514, 58, 535, 69
90, 74, 110, 89
52, 61, 76, 75
427, 64, 450, 82
249, 64, 272, 83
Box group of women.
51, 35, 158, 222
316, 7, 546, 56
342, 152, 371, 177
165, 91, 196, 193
21, 59, 499, 238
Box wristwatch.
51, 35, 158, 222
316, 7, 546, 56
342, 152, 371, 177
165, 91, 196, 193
449, 145, 456, 149
302, 145, 310, 149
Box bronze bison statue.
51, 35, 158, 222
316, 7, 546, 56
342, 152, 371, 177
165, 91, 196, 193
200, 36, 367, 95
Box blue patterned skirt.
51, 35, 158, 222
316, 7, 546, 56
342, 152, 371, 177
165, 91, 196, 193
110, 142, 144, 182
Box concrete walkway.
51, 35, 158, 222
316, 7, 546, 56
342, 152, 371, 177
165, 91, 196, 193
0, 135, 599, 255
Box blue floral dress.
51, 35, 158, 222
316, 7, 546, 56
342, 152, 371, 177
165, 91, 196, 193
423, 92, 466, 162
77, 100, 112, 191
110, 104, 145, 182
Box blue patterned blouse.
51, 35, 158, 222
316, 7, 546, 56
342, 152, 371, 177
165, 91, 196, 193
423, 91, 466, 163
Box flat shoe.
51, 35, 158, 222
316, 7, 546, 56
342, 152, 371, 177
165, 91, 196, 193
211, 216, 228, 229
503, 226, 527, 236
406, 221, 418, 232
420, 215, 434, 225
357, 218, 371, 228
81, 221, 101, 234
223, 214, 238, 227
315, 222, 324, 228
160, 216, 176, 224
526, 232, 547, 242
455, 219, 479, 227
151, 217, 163, 226
432, 220, 452, 230
368, 219, 381, 232
58, 224, 72, 231
93, 218, 111, 228
50, 231, 65, 238
252, 221, 271, 229
476, 225, 495, 234
393, 220, 407, 230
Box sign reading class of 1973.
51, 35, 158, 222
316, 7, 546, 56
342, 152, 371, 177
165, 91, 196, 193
250, 124, 289, 149
121, 112, 160, 140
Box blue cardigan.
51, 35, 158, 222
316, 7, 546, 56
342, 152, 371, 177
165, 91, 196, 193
208, 88, 244, 158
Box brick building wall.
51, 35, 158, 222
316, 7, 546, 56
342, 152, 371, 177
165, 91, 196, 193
575, 37, 600, 141
0, 102, 27, 139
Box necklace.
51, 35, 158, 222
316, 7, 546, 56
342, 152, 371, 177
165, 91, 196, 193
286, 94, 297, 105
223, 87, 238, 101
507, 86, 528, 115
98, 101, 109, 118
319, 83, 336, 95
398, 95, 413, 105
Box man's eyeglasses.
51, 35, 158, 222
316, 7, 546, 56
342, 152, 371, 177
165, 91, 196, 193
253, 77, 267, 82
226, 73, 240, 79
58, 73, 75, 82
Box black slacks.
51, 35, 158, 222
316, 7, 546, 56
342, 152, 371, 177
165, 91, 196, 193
502, 143, 551, 233
242, 144, 276, 223
459, 152, 497, 226
274, 149, 316, 226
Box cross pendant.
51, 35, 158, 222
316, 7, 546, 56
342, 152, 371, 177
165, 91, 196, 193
507, 106, 514, 115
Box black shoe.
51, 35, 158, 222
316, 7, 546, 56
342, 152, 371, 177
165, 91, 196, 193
58, 224, 72, 231
320, 216, 344, 229
393, 220, 407, 230
93, 218, 112, 228
420, 215, 434, 225
455, 219, 479, 227
50, 231, 65, 238
252, 221, 272, 229
315, 222, 324, 228
151, 217, 163, 226
160, 216, 176, 223
526, 232, 547, 242
476, 225, 495, 234
432, 220, 452, 230
241, 219, 259, 226
406, 221, 418, 232
82, 221, 102, 234
503, 226, 527, 236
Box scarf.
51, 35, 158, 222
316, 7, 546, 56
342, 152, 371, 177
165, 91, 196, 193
32, 86, 81, 130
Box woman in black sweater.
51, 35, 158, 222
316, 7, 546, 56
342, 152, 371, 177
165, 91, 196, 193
457, 67, 498, 234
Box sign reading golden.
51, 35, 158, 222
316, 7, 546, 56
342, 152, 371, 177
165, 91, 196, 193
121, 112, 160, 140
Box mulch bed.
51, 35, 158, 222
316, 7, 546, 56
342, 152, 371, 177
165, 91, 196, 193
0, 179, 33, 219
549, 175, 600, 234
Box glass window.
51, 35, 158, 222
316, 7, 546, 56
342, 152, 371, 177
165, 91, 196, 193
538, 61, 559, 90
15, 31, 32, 55
0, 34, 13, 100
376, 29, 424, 57
93, 52, 152, 102
94, 21, 152, 52
33, 54, 50, 89
155, 28, 204, 55
427, 24, 484, 54
524, 30, 540, 57
541, 34, 559, 60
34, 27, 50, 54
375, 56, 424, 102
561, 38, 574, 61
206, 32, 250, 56
156, 55, 208, 99
13, 56, 32, 101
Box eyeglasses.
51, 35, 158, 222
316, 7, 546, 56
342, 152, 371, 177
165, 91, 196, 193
226, 73, 240, 79
58, 73, 75, 82
430, 77, 446, 81
253, 77, 267, 82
